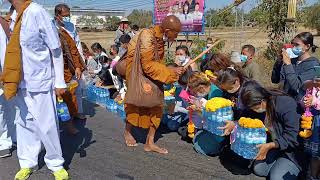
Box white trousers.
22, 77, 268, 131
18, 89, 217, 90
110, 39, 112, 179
15, 89, 64, 172
0, 95, 17, 150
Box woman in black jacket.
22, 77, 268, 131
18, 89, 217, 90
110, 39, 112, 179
239, 81, 301, 180
272, 32, 319, 101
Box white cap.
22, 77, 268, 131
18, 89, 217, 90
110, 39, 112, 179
231, 51, 241, 63
120, 17, 129, 22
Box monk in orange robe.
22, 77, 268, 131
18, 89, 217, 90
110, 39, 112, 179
57, 25, 84, 134
124, 16, 184, 154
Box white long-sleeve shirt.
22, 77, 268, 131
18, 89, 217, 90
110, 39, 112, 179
0, 24, 7, 71
10, 3, 66, 91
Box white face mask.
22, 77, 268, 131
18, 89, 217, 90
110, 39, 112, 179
227, 84, 240, 94
196, 92, 208, 98
163, 34, 168, 42
177, 55, 187, 64
254, 108, 266, 113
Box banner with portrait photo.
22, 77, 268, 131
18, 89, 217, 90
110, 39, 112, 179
154, 0, 205, 33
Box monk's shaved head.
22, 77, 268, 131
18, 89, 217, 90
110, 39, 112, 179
161, 15, 182, 42
161, 15, 182, 32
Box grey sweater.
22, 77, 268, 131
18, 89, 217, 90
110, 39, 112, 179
271, 57, 320, 101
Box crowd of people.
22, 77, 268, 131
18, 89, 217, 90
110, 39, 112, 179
0, 0, 320, 180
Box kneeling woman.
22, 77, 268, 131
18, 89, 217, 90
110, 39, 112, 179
237, 81, 301, 179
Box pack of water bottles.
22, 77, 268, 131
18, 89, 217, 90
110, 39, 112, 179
203, 106, 233, 136
86, 83, 110, 106
116, 103, 126, 122
56, 98, 71, 122
231, 124, 267, 159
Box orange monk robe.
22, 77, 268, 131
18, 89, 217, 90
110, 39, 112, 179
59, 28, 84, 117
125, 26, 178, 129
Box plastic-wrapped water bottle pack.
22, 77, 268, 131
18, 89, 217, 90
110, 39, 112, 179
86, 84, 126, 121
231, 125, 267, 159
203, 106, 233, 136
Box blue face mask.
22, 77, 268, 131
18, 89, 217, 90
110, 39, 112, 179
62, 16, 71, 23
292, 46, 303, 56
240, 55, 248, 63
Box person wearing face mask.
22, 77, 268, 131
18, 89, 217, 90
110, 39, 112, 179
216, 67, 265, 121
186, 72, 227, 156
124, 15, 184, 154
175, 45, 198, 71
90, 42, 108, 75
54, 4, 85, 62
54, 8, 86, 135
55, 4, 88, 121
241, 44, 261, 84
235, 81, 300, 180
272, 32, 319, 101
118, 34, 131, 58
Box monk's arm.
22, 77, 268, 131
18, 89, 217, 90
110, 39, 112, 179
140, 31, 178, 84
69, 37, 84, 71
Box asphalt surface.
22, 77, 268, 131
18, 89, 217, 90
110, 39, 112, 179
0, 100, 263, 180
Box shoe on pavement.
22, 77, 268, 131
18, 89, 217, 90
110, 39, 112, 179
0, 148, 12, 158
53, 168, 69, 180
15, 168, 32, 180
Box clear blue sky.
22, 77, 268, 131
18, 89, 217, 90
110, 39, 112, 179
2, 0, 319, 11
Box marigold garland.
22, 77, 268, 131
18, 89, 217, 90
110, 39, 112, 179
299, 111, 313, 138
205, 97, 233, 112
164, 86, 176, 97
238, 117, 265, 129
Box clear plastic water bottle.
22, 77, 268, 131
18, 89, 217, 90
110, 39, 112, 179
216, 109, 224, 135
56, 98, 71, 122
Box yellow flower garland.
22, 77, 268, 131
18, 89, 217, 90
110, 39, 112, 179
299, 112, 313, 138
238, 117, 265, 129
205, 97, 233, 112
164, 87, 176, 97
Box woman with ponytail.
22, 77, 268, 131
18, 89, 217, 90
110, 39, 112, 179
241, 81, 301, 179
273, 32, 319, 101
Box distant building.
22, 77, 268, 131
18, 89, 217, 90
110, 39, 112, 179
0, 6, 125, 29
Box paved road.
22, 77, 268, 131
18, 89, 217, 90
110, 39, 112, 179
0, 101, 263, 180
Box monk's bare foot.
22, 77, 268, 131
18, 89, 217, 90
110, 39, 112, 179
124, 130, 138, 147
144, 144, 168, 154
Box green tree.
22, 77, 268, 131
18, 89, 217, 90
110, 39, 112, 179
104, 16, 120, 31
128, 10, 153, 28
77, 13, 105, 29
206, 7, 236, 28
301, 3, 320, 35
245, 6, 268, 25
261, 0, 289, 60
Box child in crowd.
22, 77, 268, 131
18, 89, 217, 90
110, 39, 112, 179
163, 63, 189, 129
302, 77, 320, 179
175, 45, 198, 71
216, 67, 264, 121
90, 42, 108, 75
118, 34, 131, 57
81, 42, 96, 70
186, 72, 211, 130
96, 56, 118, 97
110, 44, 120, 68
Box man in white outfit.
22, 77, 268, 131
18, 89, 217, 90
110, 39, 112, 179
0, 2, 17, 158
54, 3, 86, 120
6, 0, 69, 179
